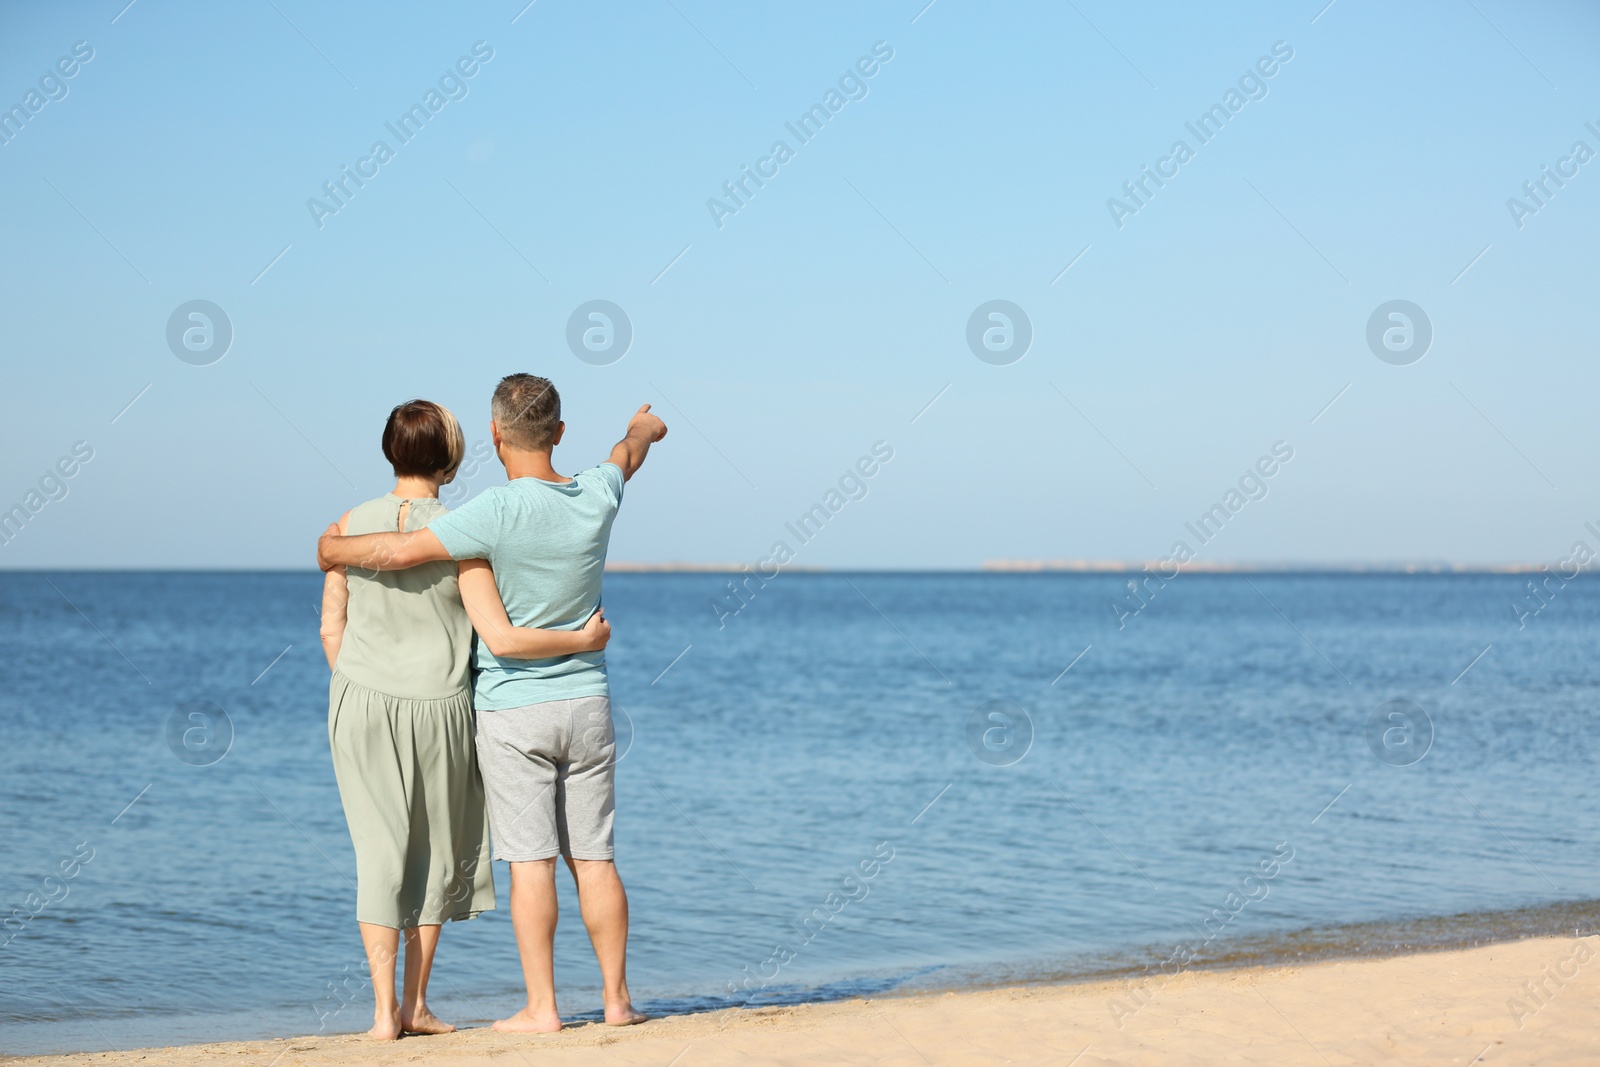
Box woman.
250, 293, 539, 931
318, 399, 610, 1040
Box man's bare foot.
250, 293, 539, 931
368, 1006, 402, 1041
604, 1003, 648, 1026
400, 1005, 456, 1035
491, 1007, 563, 1033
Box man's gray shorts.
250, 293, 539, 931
474, 696, 616, 862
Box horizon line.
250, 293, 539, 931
0, 560, 1567, 575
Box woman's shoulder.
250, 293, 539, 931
344, 495, 400, 535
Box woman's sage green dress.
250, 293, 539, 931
329, 494, 494, 927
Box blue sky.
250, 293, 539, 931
2, 0, 1597, 569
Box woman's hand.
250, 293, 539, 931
460, 562, 613, 659
577, 608, 612, 652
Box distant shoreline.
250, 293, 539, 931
974, 559, 1558, 574
610, 560, 1558, 574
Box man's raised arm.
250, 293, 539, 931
606, 403, 669, 481
316, 524, 453, 572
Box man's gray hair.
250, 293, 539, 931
491, 374, 561, 451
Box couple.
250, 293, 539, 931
315, 373, 666, 1039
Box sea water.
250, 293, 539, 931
2, 571, 1596, 1054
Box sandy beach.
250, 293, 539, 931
11, 935, 1597, 1067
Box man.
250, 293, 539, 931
318, 373, 667, 1032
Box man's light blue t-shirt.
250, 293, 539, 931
429, 463, 624, 709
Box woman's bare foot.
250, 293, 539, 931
400, 1004, 456, 1035
604, 1001, 648, 1026
492, 1007, 563, 1033
368, 1006, 402, 1041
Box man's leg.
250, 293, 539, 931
559, 697, 642, 1024
567, 858, 646, 1025
492, 858, 563, 1032
475, 705, 564, 1032
400, 924, 454, 1034
358, 922, 401, 1040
